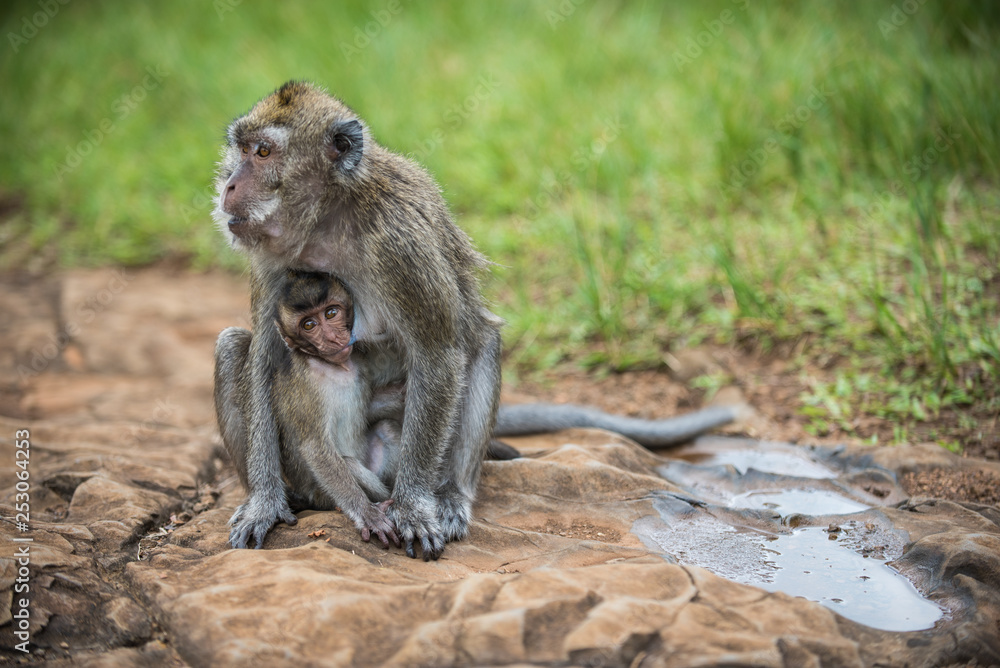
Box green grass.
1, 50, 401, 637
2, 1, 998, 448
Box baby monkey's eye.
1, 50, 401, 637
241, 146, 249, 155
302, 319, 317, 331
324, 307, 338, 319
258, 146, 271, 158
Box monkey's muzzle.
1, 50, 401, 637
227, 216, 249, 233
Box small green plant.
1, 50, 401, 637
690, 372, 732, 403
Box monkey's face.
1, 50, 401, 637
213, 81, 367, 256
278, 295, 354, 367
213, 125, 288, 248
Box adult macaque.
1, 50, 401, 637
213, 81, 503, 558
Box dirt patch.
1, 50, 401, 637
901, 469, 1000, 506
523, 521, 622, 544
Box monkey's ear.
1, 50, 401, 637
327, 119, 364, 171
274, 320, 296, 351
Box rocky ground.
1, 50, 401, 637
1, 266, 999, 666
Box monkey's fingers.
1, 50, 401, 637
369, 528, 389, 548
402, 531, 444, 560
228, 527, 251, 550
228, 505, 298, 549
420, 534, 443, 561
361, 527, 372, 543
228, 522, 260, 550
252, 524, 270, 550
371, 520, 399, 548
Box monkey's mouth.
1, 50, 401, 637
227, 216, 250, 231
311, 343, 352, 368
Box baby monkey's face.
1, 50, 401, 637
277, 279, 354, 366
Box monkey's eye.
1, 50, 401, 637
302, 319, 317, 331
257, 146, 271, 158
324, 307, 338, 320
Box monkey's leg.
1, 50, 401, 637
390, 355, 462, 560
367, 383, 405, 422
214, 327, 251, 489
437, 323, 502, 542
227, 271, 299, 549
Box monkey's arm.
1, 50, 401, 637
296, 436, 399, 548
493, 404, 739, 448
226, 268, 299, 549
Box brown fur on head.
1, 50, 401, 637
275, 269, 355, 364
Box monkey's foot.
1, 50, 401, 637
357, 499, 400, 548
388, 494, 445, 560
228, 498, 298, 549
435, 482, 472, 542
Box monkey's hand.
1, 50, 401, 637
388, 493, 445, 560
357, 499, 400, 548
228, 497, 298, 549
435, 481, 473, 543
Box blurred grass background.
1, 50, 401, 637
1, 1, 998, 446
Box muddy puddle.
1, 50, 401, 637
635, 437, 946, 632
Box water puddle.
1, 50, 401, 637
640, 437, 945, 630
637, 516, 944, 632
671, 440, 836, 479
758, 527, 943, 632
729, 489, 870, 516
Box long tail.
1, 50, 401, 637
494, 403, 738, 448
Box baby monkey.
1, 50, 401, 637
274, 268, 407, 502
216, 269, 406, 548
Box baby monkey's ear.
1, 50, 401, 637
274, 320, 297, 352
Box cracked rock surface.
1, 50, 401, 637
1, 267, 999, 667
